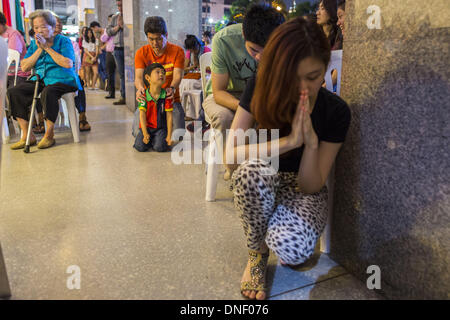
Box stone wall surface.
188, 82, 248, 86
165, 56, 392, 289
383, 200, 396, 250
331, 0, 450, 299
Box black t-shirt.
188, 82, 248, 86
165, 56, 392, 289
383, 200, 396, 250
239, 76, 351, 172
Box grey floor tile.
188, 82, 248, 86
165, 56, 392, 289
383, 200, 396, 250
0, 91, 355, 300
0, 92, 244, 299
270, 274, 385, 300
266, 251, 348, 297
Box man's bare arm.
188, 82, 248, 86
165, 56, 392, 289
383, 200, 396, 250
211, 72, 239, 111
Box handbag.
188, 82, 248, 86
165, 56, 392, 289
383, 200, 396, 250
85, 54, 95, 64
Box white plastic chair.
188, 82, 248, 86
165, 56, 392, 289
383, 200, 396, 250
180, 79, 202, 120
180, 51, 213, 120
7, 49, 20, 86
61, 92, 80, 143
41, 91, 80, 143
324, 49, 343, 95
1, 49, 21, 144
200, 52, 212, 99
46, 92, 80, 143
199, 53, 221, 202
320, 49, 343, 253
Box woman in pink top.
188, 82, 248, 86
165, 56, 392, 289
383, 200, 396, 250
183, 34, 211, 73
0, 12, 30, 86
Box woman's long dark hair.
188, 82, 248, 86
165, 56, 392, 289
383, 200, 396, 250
251, 17, 330, 136
320, 0, 342, 49
184, 34, 203, 52
84, 27, 95, 43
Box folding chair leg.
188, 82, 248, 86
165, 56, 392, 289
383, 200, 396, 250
59, 99, 69, 127
62, 95, 80, 143
205, 129, 222, 202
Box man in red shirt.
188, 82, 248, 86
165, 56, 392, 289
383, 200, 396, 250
134, 16, 185, 134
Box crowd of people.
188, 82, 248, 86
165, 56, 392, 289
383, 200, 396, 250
1, 0, 349, 300
130, 0, 350, 301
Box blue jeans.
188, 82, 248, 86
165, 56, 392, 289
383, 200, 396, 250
98, 51, 107, 82
172, 101, 185, 133
113, 48, 125, 98
74, 76, 86, 113
133, 127, 168, 152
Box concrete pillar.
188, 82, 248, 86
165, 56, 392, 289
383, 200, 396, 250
78, 0, 96, 26
330, 0, 450, 299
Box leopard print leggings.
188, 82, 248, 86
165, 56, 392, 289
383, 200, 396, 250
231, 159, 328, 265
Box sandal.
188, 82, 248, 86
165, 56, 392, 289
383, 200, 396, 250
33, 123, 45, 134
37, 137, 55, 149
10, 138, 37, 150
79, 120, 91, 132
241, 250, 270, 298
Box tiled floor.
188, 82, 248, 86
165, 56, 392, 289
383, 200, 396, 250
0, 91, 383, 300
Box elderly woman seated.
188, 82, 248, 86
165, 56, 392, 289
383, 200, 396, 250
7, 9, 82, 150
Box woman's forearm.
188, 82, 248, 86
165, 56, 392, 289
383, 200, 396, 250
297, 143, 324, 194
45, 48, 73, 68
21, 48, 43, 71
225, 135, 295, 171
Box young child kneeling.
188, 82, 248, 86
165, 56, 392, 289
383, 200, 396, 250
133, 63, 173, 152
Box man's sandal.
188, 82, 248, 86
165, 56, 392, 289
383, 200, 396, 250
240, 250, 270, 298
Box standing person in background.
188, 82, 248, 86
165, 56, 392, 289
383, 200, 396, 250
106, 0, 126, 105
316, 0, 342, 50
90, 21, 107, 90
337, 0, 346, 38
82, 27, 99, 89
202, 30, 211, 49
101, 14, 116, 99
77, 26, 87, 81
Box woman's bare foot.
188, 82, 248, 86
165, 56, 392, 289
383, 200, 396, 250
241, 251, 269, 300
43, 132, 54, 140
